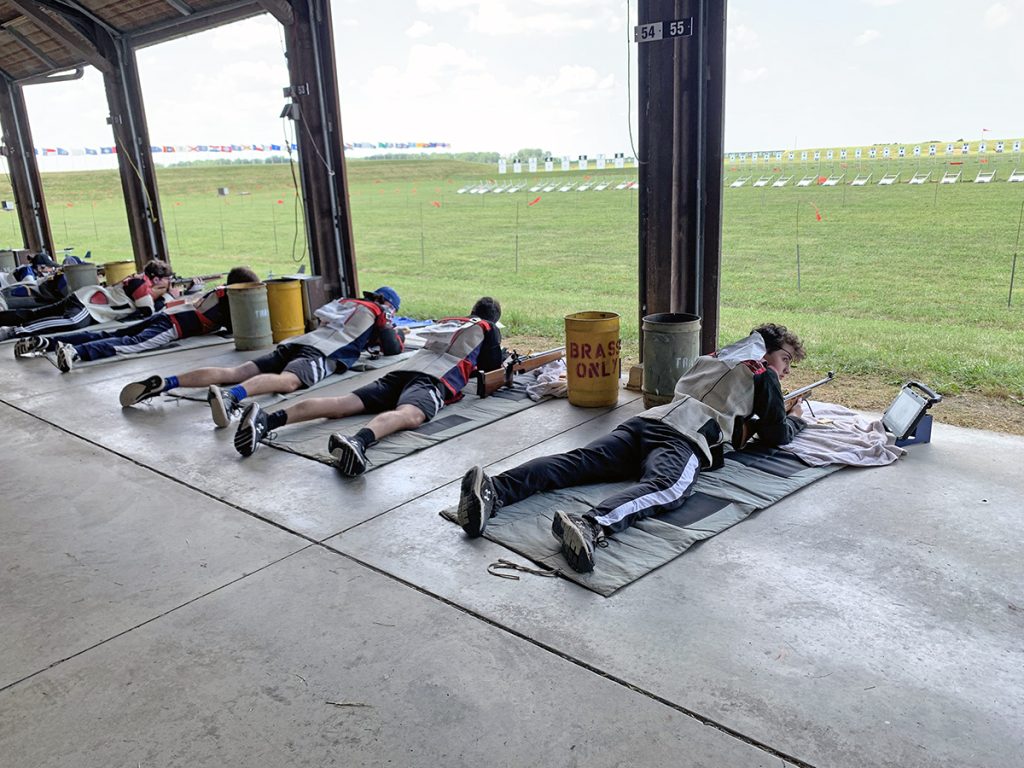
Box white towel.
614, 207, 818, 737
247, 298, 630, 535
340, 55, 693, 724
782, 400, 906, 467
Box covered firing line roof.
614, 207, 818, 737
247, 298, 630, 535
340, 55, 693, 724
0, 0, 272, 83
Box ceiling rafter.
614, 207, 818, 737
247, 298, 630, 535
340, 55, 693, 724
5, 0, 112, 73
0, 23, 60, 69
255, 0, 292, 26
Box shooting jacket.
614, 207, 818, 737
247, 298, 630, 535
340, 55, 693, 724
399, 316, 497, 402
75, 274, 160, 322
640, 332, 802, 467
282, 298, 393, 367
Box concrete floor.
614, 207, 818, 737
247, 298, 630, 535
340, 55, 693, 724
1, 343, 1022, 768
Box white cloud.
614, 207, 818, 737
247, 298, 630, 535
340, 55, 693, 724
740, 67, 767, 83
855, 29, 881, 45
984, 3, 1013, 29
406, 20, 434, 38
417, 0, 478, 11
727, 23, 759, 50
418, 0, 614, 36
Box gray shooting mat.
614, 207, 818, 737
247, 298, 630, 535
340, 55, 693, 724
163, 347, 420, 404
0, 318, 127, 345
440, 447, 844, 597
263, 379, 547, 470
41, 332, 234, 369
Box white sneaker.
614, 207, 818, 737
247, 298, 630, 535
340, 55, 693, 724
56, 342, 77, 373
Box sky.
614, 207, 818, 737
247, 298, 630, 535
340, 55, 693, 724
16, 0, 1024, 172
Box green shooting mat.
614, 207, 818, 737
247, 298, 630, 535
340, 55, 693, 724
440, 447, 844, 597
263, 379, 548, 471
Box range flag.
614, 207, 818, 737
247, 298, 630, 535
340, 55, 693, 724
528, 196, 541, 207
950, 161, 963, 165
431, 201, 441, 208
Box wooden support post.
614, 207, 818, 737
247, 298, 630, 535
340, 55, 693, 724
0, 75, 53, 255
281, 0, 357, 300
637, 0, 726, 355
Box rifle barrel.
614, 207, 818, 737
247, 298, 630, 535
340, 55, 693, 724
784, 370, 835, 401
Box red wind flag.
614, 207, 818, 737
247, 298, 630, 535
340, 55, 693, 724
950, 161, 963, 165
980, 158, 989, 164
528, 196, 542, 207
431, 200, 441, 208
811, 203, 823, 222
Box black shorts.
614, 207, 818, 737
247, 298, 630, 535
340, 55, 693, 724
252, 343, 337, 388
352, 371, 446, 422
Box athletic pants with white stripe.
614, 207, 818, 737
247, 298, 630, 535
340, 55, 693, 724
55, 314, 179, 361
0, 295, 92, 336
490, 416, 701, 534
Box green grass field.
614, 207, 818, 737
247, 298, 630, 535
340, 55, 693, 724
5, 155, 1023, 400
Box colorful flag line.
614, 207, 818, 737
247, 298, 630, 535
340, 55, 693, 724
33, 142, 451, 157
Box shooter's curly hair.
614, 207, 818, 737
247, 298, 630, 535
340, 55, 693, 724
752, 323, 805, 362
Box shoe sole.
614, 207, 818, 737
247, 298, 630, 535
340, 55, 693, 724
209, 386, 231, 428
554, 511, 595, 573
233, 404, 261, 457
56, 346, 73, 373
14, 339, 44, 358
120, 378, 160, 408
457, 467, 487, 537
328, 435, 366, 476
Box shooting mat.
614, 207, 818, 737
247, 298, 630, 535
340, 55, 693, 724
163, 347, 421, 404
262, 377, 548, 471
440, 447, 844, 596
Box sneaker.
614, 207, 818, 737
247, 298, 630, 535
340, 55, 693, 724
14, 336, 47, 358
208, 385, 241, 428
551, 510, 606, 573
328, 433, 368, 476
457, 466, 497, 537
234, 402, 270, 457
56, 342, 77, 373
119, 375, 164, 407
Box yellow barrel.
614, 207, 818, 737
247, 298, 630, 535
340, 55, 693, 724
565, 311, 621, 407
63, 263, 99, 292
227, 282, 273, 350
642, 313, 702, 408
103, 260, 135, 285
266, 278, 305, 343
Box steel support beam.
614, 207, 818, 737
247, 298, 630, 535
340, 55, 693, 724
637, 0, 726, 353
281, 0, 356, 300
0, 73, 54, 255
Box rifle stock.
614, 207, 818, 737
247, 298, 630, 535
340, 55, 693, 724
738, 371, 837, 448
476, 347, 565, 397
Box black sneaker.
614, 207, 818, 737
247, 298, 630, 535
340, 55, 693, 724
119, 375, 165, 407
551, 510, 606, 573
14, 336, 47, 358
208, 385, 240, 428
234, 402, 270, 457
328, 433, 368, 476
56, 342, 77, 373
457, 466, 497, 537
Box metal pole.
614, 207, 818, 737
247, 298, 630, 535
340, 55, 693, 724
1009, 199, 1024, 307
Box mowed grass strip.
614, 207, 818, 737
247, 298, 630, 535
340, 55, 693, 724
4, 157, 1022, 399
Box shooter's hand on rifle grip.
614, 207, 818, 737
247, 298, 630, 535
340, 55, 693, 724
786, 397, 804, 418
